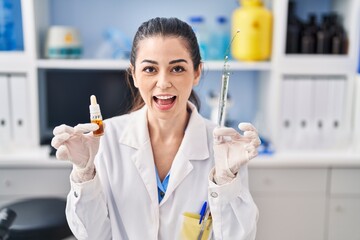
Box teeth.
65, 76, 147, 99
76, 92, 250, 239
156, 95, 174, 100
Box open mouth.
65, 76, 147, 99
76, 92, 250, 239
153, 95, 176, 104
153, 95, 177, 110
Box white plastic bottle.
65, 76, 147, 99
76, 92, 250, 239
189, 16, 209, 60
209, 16, 230, 60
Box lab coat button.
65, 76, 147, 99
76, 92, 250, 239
210, 192, 218, 198
74, 191, 78, 198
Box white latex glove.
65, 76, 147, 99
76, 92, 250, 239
51, 123, 101, 182
213, 122, 261, 185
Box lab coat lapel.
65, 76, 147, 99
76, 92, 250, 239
160, 103, 210, 205
132, 141, 158, 205
119, 106, 158, 205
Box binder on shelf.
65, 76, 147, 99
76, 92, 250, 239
354, 75, 360, 152
292, 75, 315, 149
313, 76, 331, 149
279, 76, 296, 149
327, 76, 348, 148
0, 74, 12, 148
9, 74, 30, 146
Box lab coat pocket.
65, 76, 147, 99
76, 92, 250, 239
180, 212, 212, 240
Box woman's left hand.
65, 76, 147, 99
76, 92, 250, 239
213, 122, 261, 185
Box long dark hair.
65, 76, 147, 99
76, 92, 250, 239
126, 17, 202, 112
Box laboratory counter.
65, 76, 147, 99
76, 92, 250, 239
1, 147, 360, 240
0, 146, 360, 168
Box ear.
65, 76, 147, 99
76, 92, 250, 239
130, 64, 139, 88
193, 62, 202, 87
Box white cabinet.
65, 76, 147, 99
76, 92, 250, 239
327, 168, 360, 240
330, 168, 360, 195
0, 165, 72, 207
328, 198, 360, 240
254, 196, 326, 240
249, 168, 328, 194
249, 168, 328, 240
249, 167, 360, 240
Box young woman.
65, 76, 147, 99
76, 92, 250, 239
51, 17, 260, 240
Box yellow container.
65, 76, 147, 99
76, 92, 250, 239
231, 0, 273, 61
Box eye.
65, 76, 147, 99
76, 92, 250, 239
171, 65, 185, 73
143, 66, 156, 73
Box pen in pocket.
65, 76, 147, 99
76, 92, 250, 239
199, 201, 207, 224
198, 206, 211, 240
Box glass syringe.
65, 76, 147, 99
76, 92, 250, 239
217, 56, 230, 126
217, 30, 240, 127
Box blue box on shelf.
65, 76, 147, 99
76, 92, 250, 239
0, 0, 24, 51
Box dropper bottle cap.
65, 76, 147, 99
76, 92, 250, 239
89, 95, 101, 114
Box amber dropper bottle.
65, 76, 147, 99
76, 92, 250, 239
89, 95, 104, 136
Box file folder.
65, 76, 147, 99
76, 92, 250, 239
327, 76, 347, 148
354, 75, 360, 152
280, 76, 296, 149
9, 74, 30, 145
313, 76, 331, 149
0, 74, 12, 148
293, 76, 314, 149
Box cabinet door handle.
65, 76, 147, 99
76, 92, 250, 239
4, 179, 11, 187
335, 205, 343, 212
263, 177, 272, 185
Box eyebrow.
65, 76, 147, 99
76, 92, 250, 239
140, 59, 188, 64
141, 59, 158, 64
169, 59, 188, 64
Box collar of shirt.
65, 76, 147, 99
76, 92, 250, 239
155, 168, 170, 203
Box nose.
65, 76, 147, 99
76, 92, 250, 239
156, 72, 172, 89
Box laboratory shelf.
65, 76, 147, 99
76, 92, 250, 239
36, 59, 272, 71
0, 159, 71, 168
204, 60, 272, 71
251, 150, 360, 168
278, 55, 356, 74
0, 146, 71, 168
2, 147, 360, 168
36, 59, 131, 70
0, 52, 32, 72
0, 51, 27, 58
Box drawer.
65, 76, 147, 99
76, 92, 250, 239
330, 168, 360, 195
0, 195, 64, 208
0, 168, 71, 196
248, 168, 328, 194
328, 197, 360, 240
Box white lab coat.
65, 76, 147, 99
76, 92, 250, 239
66, 102, 258, 240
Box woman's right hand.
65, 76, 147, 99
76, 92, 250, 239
51, 123, 101, 182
